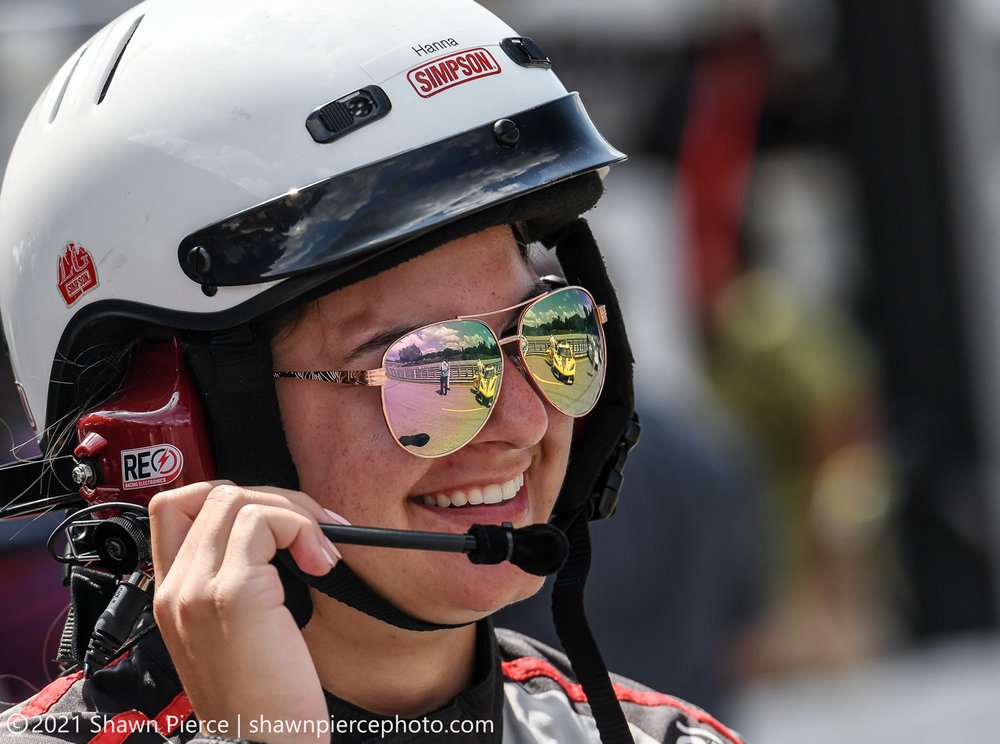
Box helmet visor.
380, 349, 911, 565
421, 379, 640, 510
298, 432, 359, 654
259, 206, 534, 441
178, 94, 624, 288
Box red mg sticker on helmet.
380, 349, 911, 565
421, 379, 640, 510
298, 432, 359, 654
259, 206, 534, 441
407, 48, 501, 98
57, 241, 99, 306
121, 444, 185, 490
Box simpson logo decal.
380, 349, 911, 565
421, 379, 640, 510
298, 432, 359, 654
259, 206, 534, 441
57, 241, 99, 306
121, 444, 184, 490
407, 48, 501, 98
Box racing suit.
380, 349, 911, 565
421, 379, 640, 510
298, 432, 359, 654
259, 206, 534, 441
0, 621, 743, 744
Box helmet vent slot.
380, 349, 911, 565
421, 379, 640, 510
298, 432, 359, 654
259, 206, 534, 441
97, 14, 144, 105
319, 102, 354, 134
49, 46, 88, 124
305, 86, 392, 144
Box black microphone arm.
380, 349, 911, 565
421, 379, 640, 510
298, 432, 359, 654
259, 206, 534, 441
320, 524, 474, 553
0, 454, 569, 577
320, 521, 569, 576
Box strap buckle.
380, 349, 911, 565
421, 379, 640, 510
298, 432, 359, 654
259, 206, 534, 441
590, 411, 641, 521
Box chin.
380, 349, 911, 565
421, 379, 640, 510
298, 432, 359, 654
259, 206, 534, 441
339, 543, 548, 626
432, 563, 547, 622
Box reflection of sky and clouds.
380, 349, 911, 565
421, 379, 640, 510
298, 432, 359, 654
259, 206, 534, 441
388, 321, 493, 360
267, 139, 559, 279
524, 288, 595, 330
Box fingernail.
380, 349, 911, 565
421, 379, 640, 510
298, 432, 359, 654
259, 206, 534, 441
322, 543, 340, 567
323, 508, 351, 526
325, 538, 342, 562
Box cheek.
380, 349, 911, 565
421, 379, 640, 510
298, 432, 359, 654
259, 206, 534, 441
537, 409, 574, 513
546, 410, 574, 457
275, 385, 410, 518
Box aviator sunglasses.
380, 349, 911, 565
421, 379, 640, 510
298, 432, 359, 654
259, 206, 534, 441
274, 285, 608, 457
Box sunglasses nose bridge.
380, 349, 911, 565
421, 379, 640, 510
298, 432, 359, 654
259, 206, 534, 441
495, 334, 553, 412
505, 351, 528, 380
496, 333, 527, 376
476, 344, 548, 449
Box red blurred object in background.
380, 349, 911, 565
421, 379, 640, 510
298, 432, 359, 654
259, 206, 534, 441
678, 33, 770, 316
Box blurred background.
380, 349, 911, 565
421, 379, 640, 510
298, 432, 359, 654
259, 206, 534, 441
4, 0, 1000, 739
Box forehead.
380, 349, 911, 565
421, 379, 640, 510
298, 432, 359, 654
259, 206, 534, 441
330, 225, 532, 313
277, 226, 538, 365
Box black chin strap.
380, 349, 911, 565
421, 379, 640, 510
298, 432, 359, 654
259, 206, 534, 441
548, 418, 639, 744
546, 218, 640, 744
276, 555, 469, 632
552, 512, 634, 744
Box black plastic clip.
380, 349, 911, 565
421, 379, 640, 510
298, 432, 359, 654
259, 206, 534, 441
306, 86, 392, 144
500, 37, 551, 69
590, 412, 641, 521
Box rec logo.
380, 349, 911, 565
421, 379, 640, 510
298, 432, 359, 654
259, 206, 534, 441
121, 444, 184, 490
407, 48, 501, 98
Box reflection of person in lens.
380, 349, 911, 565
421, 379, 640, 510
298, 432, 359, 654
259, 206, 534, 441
439, 359, 450, 396
0, 1, 744, 742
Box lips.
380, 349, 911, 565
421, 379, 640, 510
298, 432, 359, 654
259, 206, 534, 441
417, 472, 524, 508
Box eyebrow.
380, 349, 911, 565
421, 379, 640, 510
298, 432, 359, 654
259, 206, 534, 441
344, 279, 550, 363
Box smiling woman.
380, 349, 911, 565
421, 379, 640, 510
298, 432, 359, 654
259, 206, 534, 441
0, 1, 741, 743
270, 228, 567, 627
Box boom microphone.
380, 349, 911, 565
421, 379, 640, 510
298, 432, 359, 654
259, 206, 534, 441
320, 521, 569, 576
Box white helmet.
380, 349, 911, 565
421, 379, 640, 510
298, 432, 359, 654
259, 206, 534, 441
0, 6, 640, 737
0, 0, 623, 437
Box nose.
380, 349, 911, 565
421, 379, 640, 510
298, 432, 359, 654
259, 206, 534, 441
473, 352, 549, 449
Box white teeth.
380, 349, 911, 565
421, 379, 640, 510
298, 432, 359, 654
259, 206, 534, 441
418, 473, 525, 508
501, 478, 517, 500
482, 484, 503, 504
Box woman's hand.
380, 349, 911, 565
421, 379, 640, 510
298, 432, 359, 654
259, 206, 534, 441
149, 481, 343, 744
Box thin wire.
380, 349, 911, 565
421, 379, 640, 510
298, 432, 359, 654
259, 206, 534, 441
0, 397, 82, 515
0, 674, 39, 708
5, 505, 58, 543
41, 603, 71, 684
0, 415, 40, 464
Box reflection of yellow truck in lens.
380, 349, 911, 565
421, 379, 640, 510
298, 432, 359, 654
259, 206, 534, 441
545, 340, 576, 385
472, 363, 499, 406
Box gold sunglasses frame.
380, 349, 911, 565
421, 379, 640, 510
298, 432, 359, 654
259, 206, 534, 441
273, 285, 608, 457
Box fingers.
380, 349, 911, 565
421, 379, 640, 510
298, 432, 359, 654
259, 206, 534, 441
147, 481, 343, 743
149, 479, 228, 583
149, 481, 341, 585
219, 503, 336, 584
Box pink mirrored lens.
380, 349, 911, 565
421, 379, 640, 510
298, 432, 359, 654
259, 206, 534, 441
519, 287, 605, 416
382, 320, 502, 456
